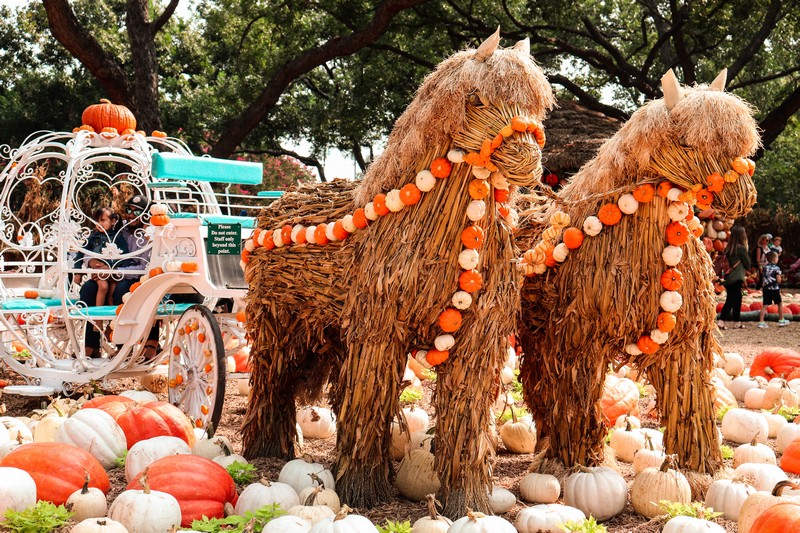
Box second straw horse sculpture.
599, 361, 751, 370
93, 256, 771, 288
242, 31, 554, 515
516, 69, 759, 474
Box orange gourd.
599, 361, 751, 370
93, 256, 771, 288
460, 225, 485, 249
706, 172, 725, 192
494, 188, 510, 203
332, 220, 350, 241
353, 208, 369, 229
632, 184, 655, 203
657, 312, 677, 333
373, 194, 390, 216
597, 203, 622, 226
100, 127, 118, 135
236, 309, 247, 322
426, 349, 450, 366
430, 157, 452, 178
469, 179, 490, 200
562, 227, 584, 249
665, 221, 690, 246
510, 116, 528, 132
657, 181, 672, 197
731, 157, 748, 175
750, 502, 800, 532
747, 158, 756, 176
399, 183, 422, 206
281, 225, 293, 245
240, 248, 250, 263
82, 99, 137, 133
491, 134, 503, 150
637, 335, 659, 355
660, 268, 683, 291
24, 290, 39, 299
149, 267, 164, 277
129, 282, 142, 293
181, 262, 198, 273
438, 308, 463, 333
724, 169, 739, 183
314, 224, 330, 245
695, 188, 714, 208
294, 227, 307, 244
459, 269, 483, 293
151, 130, 168, 138
263, 232, 275, 250
497, 204, 510, 218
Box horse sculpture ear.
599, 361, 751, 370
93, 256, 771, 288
475, 27, 501, 62
710, 68, 727, 91
661, 68, 684, 111
513, 37, 530, 55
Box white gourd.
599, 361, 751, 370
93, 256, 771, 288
514, 504, 585, 533
447, 511, 516, 532
564, 466, 628, 521
279, 455, 336, 495
630, 458, 690, 519
704, 478, 756, 521
0, 467, 36, 521
235, 478, 300, 515
71, 518, 130, 533
66, 474, 108, 522
126, 436, 191, 483
55, 408, 127, 469
519, 472, 560, 503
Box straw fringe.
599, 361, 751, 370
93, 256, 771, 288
516, 84, 759, 474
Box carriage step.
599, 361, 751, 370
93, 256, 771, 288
2, 385, 56, 397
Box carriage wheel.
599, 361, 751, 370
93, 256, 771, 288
168, 305, 226, 435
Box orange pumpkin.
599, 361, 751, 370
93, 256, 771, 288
181, 262, 198, 273
149, 267, 164, 277
695, 188, 714, 208
438, 308, 463, 333
373, 194, 390, 216
665, 221, 690, 246
749, 348, 800, 380
601, 375, 640, 427
532, 127, 546, 148
24, 290, 39, 299
632, 184, 655, 203
314, 224, 330, 245
129, 282, 142, 293
236, 309, 247, 323
459, 269, 483, 293
426, 349, 450, 366
353, 208, 369, 229
706, 172, 725, 192
294, 227, 307, 244
544, 248, 557, 267
281, 225, 293, 245
460, 225, 485, 249
494, 188, 510, 203
747, 158, 756, 176
636, 335, 659, 355
332, 220, 350, 241
82, 99, 137, 133
562, 227, 584, 249
263, 232, 275, 250
657, 312, 677, 333
151, 130, 168, 138
430, 157, 452, 178
497, 204, 510, 218
731, 157, 748, 175
724, 169, 739, 183
399, 183, 422, 206
510, 116, 528, 132
480, 139, 493, 158
491, 134, 503, 150
469, 179, 490, 200
750, 502, 800, 532
657, 181, 672, 197
660, 268, 683, 291
597, 203, 622, 226
240, 249, 250, 263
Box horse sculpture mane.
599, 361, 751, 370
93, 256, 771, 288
515, 69, 760, 475
243, 30, 554, 517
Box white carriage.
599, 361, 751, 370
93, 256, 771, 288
0, 128, 274, 432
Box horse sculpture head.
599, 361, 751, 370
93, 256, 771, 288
356, 29, 555, 204
566, 69, 760, 220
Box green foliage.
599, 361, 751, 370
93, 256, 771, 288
497, 405, 529, 424
560, 516, 608, 532
510, 369, 524, 402
720, 444, 734, 460
635, 381, 649, 398
771, 405, 800, 422
226, 461, 257, 485
113, 449, 128, 468
2, 501, 73, 533
187, 503, 284, 532
377, 519, 413, 533
605, 428, 614, 445
716, 405, 731, 422
399, 388, 422, 404
658, 501, 722, 520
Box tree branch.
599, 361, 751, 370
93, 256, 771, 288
211, 0, 431, 158
549, 74, 631, 121
152, 0, 180, 34
41, 0, 131, 104
729, 65, 800, 90
668, 0, 694, 84
726, 0, 783, 83
758, 83, 800, 151
236, 147, 327, 182
367, 43, 436, 69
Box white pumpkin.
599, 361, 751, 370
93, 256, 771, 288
297, 407, 337, 439
582, 216, 603, 236
119, 390, 158, 403
279, 456, 336, 495
613, 414, 641, 430
396, 448, 440, 501
292, 224, 307, 242
55, 408, 126, 469
298, 483, 341, 513
149, 203, 168, 216
662, 516, 725, 532
667, 201, 689, 221
735, 463, 788, 492
447, 511, 516, 532
451, 290, 473, 310
650, 328, 669, 344
499, 366, 515, 385
720, 352, 745, 376
447, 149, 465, 163
514, 504, 585, 533
457, 249, 480, 271
733, 437, 777, 467
306, 225, 318, 243
660, 290, 683, 313
213, 453, 249, 468
32, 413, 68, 443
66, 475, 108, 522
342, 215, 357, 233
662, 245, 683, 266
667, 187, 683, 201
729, 376, 762, 402
0, 417, 32, 443
617, 193, 639, 214
705, 478, 756, 521
416, 170, 437, 192
564, 466, 628, 521
499, 408, 536, 454
743, 387, 766, 410
273, 228, 285, 247
738, 480, 800, 533
288, 489, 336, 525
762, 410, 788, 438
721, 408, 769, 444
412, 494, 452, 532
490, 172, 509, 190
762, 379, 799, 409
609, 422, 645, 463
552, 243, 569, 262
263, 515, 313, 533
639, 428, 664, 450
236, 478, 300, 515
777, 422, 800, 453
325, 223, 337, 242
489, 485, 516, 514
519, 472, 560, 503
630, 459, 691, 519
385, 189, 405, 212
687, 216, 702, 231
434, 335, 455, 352
71, 518, 130, 533
472, 166, 491, 180
107, 484, 182, 533
236, 378, 252, 396
466, 200, 486, 222
0, 467, 36, 521
126, 436, 191, 483
632, 433, 666, 474
192, 435, 234, 460
307, 509, 378, 532
401, 406, 429, 434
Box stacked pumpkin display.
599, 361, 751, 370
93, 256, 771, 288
699, 209, 735, 256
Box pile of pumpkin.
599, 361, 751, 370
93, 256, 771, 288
699, 208, 735, 256
715, 292, 800, 321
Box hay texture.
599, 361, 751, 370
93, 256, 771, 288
243, 33, 554, 517
516, 73, 759, 474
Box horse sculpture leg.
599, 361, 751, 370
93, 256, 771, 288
642, 333, 722, 473
332, 338, 406, 508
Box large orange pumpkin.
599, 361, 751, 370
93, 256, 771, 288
750, 502, 800, 532
128, 454, 238, 527
82, 99, 136, 132
601, 375, 640, 427
780, 440, 800, 474
0, 442, 109, 505
88, 400, 195, 449
749, 348, 800, 380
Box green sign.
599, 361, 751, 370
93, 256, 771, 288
208, 223, 241, 255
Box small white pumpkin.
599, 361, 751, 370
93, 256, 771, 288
519, 472, 560, 503
617, 193, 639, 214
292, 224, 307, 242
107, 476, 182, 533
451, 291, 473, 310
297, 407, 337, 440
448, 511, 516, 532
66, 474, 108, 522
119, 389, 158, 403
514, 504, 585, 533
720, 352, 745, 376
613, 414, 641, 430
341, 215, 357, 233
499, 407, 536, 454
777, 422, 800, 453
733, 436, 777, 467
364, 202, 379, 221
705, 478, 756, 521
687, 216, 702, 231
458, 249, 480, 271
412, 494, 452, 532
263, 515, 313, 533
667, 201, 690, 221
447, 149, 465, 164
0, 466, 36, 521
279, 455, 336, 495
236, 478, 301, 515
298, 476, 341, 513
288, 488, 336, 525
273, 228, 285, 247
401, 406, 429, 434
660, 290, 683, 313
213, 453, 249, 468
564, 466, 628, 521
165, 259, 183, 272
582, 216, 602, 236
490, 172, 509, 190
552, 243, 569, 262
32, 413, 68, 443
499, 365, 515, 385
385, 189, 405, 212
650, 328, 669, 345
662, 516, 725, 532
325, 222, 337, 242
667, 187, 683, 201
743, 387, 767, 410
466, 200, 486, 222
416, 170, 437, 192
630, 457, 691, 519
735, 463, 788, 492
632, 433, 666, 474
721, 408, 769, 444
307, 506, 378, 532
306, 225, 318, 243
71, 518, 130, 533
192, 435, 235, 460
472, 166, 491, 180
609, 421, 645, 463
489, 485, 516, 514
434, 335, 455, 352
662, 245, 683, 266
729, 376, 763, 402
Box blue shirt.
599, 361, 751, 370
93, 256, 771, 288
762, 263, 781, 291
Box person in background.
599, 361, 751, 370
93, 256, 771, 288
718, 226, 751, 330
755, 234, 772, 268
758, 251, 790, 328
74, 207, 119, 307
770, 236, 783, 258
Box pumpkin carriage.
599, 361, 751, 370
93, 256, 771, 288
0, 101, 276, 433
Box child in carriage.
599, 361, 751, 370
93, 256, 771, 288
74, 206, 119, 307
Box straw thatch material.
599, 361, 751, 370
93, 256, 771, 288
516, 79, 760, 474
242, 34, 554, 517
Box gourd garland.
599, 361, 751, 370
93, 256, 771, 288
519, 156, 755, 357
242, 115, 545, 368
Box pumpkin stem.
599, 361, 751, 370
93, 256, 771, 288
576, 464, 593, 473
625, 419, 632, 432
643, 433, 654, 451
81, 471, 91, 494
259, 478, 272, 486
303, 486, 323, 506
772, 479, 800, 496
750, 433, 759, 446
509, 404, 518, 424
223, 502, 235, 517
334, 505, 352, 521
425, 494, 442, 520
15, 432, 23, 444
99, 98, 112, 104
51, 402, 65, 418
659, 455, 674, 472
205, 421, 216, 439
308, 472, 326, 490
216, 437, 232, 456
140, 468, 150, 495
466, 509, 485, 521
97, 520, 107, 526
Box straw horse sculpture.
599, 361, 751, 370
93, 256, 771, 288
516, 69, 759, 474
242, 32, 554, 515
